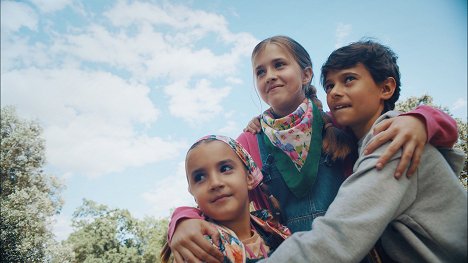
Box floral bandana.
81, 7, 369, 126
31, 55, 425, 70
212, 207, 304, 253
205, 211, 291, 262
260, 98, 313, 171
193, 135, 263, 188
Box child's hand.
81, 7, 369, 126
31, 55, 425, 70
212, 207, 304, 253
243, 115, 262, 134
170, 219, 223, 263
364, 115, 427, 179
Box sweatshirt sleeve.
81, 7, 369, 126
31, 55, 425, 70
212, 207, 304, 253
259, 141, 414, 262
402, 105, 458, 147
167, 206, 203, 242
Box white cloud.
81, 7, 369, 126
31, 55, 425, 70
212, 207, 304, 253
142, 161, 195, 218
52, 214, 73, 241
30, 0, 72, 13
451, 98, 467, 111
1, 1, 256, 176
165, 79, 232, 124
217, 120, 239, 138
335, 23, 352, 48
104, 1, 229, 38
0, 1, 38, 33
1, 68, 187, 177
2, 68, 157, 125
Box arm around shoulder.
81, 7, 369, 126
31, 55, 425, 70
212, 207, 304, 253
262, 142, 414, 262
403, 105, 458, 147
167, 206, 203, 242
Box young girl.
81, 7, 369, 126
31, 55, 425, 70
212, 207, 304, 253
161, 135, 290, 263
168, 36, 459, 263
260, 40, 467, 262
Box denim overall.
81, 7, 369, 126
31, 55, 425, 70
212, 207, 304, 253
257, 134, 387, 262
256, 133, 345, 232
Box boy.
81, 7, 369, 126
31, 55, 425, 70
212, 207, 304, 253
260, 40, 467, 262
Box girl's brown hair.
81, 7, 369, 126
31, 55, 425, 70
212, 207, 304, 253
252, 35, 355, 160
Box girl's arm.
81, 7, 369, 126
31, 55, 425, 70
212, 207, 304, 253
168, 207, 224, 263
243, 105, 458, 178
364, 105, 458, 178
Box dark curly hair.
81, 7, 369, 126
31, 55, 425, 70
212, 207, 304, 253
320, 39, 401, 112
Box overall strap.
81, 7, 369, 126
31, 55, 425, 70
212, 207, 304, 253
256, 132, 282, 223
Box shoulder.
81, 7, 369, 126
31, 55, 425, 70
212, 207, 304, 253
237, 131, 258, 147
237, 132, 262, 167
359, 111, 399, 152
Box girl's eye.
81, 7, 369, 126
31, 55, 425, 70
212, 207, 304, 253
274, 61, 285, 68
193, 173, 206, 183
220, 164, 233, 173
256, 68, 265, 77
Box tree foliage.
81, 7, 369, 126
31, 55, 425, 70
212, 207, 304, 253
1, 106, 64, 262
63, 199, 169, 263
395, 95, 467, 188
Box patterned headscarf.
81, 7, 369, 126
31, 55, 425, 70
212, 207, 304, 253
190, 135, 263, 188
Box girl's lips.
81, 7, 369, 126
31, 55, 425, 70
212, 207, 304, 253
211, 194, 231, 203
267, 84, 282, 93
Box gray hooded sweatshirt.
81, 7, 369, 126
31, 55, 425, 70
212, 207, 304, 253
260, 111, 467, 263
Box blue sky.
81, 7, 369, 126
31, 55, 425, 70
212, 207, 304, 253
1, 0, 466, 241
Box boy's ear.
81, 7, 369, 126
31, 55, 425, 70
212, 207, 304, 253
380, 77, 396, 100
246, 172, 256, 190
302, 67, 313, 85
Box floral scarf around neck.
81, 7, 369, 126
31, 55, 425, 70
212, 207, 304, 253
261, 98, 314, 171
259, 98, 323, 198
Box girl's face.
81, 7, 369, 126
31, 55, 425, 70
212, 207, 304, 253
186, 140, 254, 224
325, 63, 392, 138
253, 43, 312, 117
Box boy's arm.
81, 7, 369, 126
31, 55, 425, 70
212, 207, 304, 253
365, 105, 458, 178
168, 207, 224, 263
259, 142, 413, 262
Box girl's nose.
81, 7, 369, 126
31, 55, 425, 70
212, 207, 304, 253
209, 174, 224, 191
266, 70, 277, 83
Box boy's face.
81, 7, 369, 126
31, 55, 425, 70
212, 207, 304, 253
253, 43, 311, 117
324, 63, 386, 138
186, 140, 254, 223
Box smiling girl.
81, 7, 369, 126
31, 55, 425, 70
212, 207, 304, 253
161, 135, 289, 263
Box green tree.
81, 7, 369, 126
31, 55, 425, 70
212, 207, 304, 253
1, 106, 64, 262
65, 199, 168, 263
395, 95, 467, 188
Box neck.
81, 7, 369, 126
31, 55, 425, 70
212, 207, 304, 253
351, 108, 385, 139
271, 94, 306, 118
215, 209, 252, 241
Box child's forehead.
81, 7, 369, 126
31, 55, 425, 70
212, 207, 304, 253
187, 140, 237, 160
253, 43, 291, 62
325, 63, 367, 79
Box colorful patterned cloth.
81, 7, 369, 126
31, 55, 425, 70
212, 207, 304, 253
205, 212, 291, 263
260, 98, 324, 198
260, 98, 313, 171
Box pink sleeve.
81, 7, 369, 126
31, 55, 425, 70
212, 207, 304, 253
167, 206, 204, 242
402, 105, 458, 147
237, 132, 262, 169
